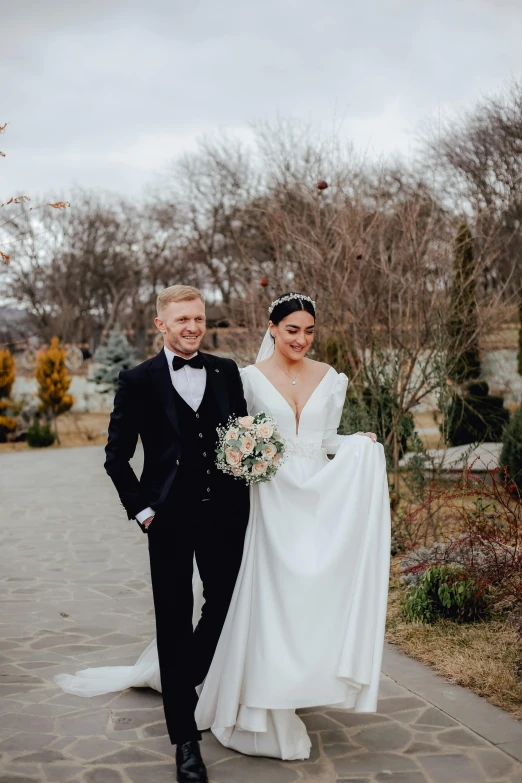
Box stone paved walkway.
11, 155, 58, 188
1, 445, 522, 783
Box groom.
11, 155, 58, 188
104, 285, 250, 783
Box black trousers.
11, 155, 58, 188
147, 493, 246, 745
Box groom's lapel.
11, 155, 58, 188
202, 353, 230, 424
149, 350, 180, 435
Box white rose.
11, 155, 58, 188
231, 466, 243, 477
262, 442, 277, 460
252, 461, 268, 476
238, 416, 255, 429
257, 422, 274, 439
225, 428, 239, 443
225, 447, 242, 467
239, 435, 256, 454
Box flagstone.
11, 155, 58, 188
414, 708, 459, 728
0, 712, 55, 733
333, 751, 419, 776
84, 769, 124, 783
354, 724, 412, 752
0, 732, 57, 752
418, 753, 486, 782
375, 773, 428, 782
92, 746, 168, 764
1, 445, 521, 783
13, 748, 67, 762
66, 736, 123, 760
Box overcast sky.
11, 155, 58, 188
2, 0, 522, 201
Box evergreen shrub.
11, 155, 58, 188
401, 564, 489, 624
92, 327, 136, 394
26, 421, 56, 448
445, 381, 509, 446
500, 405, 522, 490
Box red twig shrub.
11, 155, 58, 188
400, 461, 522, 626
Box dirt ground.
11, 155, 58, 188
0, 412, 110, 453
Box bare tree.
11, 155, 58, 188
0, 191, 191, 346
426, 78, 522, 295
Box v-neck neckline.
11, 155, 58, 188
251, 365, 333, 436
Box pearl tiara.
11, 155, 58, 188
267, 293, 317, 316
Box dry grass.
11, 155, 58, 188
0, 412, 110, 453
386, 570, 522, 719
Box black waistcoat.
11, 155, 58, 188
170, 379, 221, 502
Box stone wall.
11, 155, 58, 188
13, 374, 112, 413
11, 348, 522, 414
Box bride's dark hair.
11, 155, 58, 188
269, 292, 316, 325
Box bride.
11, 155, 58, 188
54, 292, 391, 761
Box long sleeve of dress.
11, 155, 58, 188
321, 372, 363, 455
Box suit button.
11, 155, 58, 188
203, 452, 207, 457
207, 469, 210, 474
207, 487, 211, 492
199, 433, 203, 438
176, 459, 180, 465
196, 413, 200, 418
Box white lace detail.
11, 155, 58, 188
284, 439, 322, 459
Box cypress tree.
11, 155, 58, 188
0, 349, 17, 442
0, 348, 15, 399
35, 337, 74, 442
447, 223, 481, 384
444, 224, 510, 445
500, 404, 522, 489
517, 284, 522, 377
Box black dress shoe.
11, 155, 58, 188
176, 740, 208, 783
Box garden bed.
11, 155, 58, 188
0, 412, 109, 453
386, 570, 522, 719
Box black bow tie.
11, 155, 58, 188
172, 354, 205, 371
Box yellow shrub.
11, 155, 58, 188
0, 413, 17, 442
0, 349, 15, 399
35, 337, 74, 417
0, 415, 16, 431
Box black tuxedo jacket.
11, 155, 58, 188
104, 350, 249, 530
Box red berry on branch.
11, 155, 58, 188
316, 180, 328, 191
260, 278, 269, 287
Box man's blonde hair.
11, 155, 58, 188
156, 285, 205, 316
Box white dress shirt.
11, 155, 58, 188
135, 346, 207, 525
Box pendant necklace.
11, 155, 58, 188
276, 361, 303, 385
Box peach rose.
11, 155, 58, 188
239, 434, 256, 454
225, 447, 242, 467
225, 428, 239, 443
272, 452, 281, 465
262, 442, 277, 460
238, 416, 255, 429
252, 461, 268, 476
257, 422, 274, 439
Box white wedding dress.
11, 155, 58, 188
54, 364, 391, 761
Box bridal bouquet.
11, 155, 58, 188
215, 413, 286, 485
